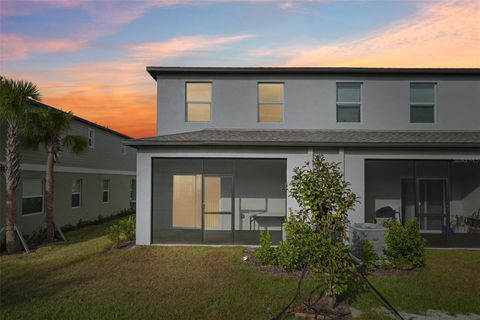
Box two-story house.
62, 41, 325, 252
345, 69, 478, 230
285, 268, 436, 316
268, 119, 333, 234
0, 100, 137, 236
126, 67, 480, 247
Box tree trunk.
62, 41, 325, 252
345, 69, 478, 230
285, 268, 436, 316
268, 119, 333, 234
45, 147, 56, 242
4, 120, 21, 253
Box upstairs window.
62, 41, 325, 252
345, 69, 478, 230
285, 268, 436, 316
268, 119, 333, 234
102, 179, 110, 203
22, 179, 43, 215
87, 128, 95, 149
258, 83, 284, 122
121, 144, 127, 155
186, 82, 211, 122
336, 83, 361, 122
410, 83, 435, 123
71, 179, 82, 208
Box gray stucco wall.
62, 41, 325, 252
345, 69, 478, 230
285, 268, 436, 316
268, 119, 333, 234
0, 105, 136, 236
0, 170, 134, 235
156, 74, 480, 135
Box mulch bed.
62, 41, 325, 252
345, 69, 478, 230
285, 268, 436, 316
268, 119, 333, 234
243, 247, 310, 280
371, 267, 423, 277
104, 240, 136, 253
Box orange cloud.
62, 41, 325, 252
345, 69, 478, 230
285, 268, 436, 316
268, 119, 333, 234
278, 0, 480, 67
0, 34, 86, 61
44, 86, 157, 138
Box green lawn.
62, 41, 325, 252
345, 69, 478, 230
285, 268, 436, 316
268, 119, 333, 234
1, 218, 479, 319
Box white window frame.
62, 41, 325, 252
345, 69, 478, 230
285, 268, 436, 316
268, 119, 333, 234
336, 82, 362, 123
185, 82, 212, 122
102, 179, 110, 203
71, 179, 82, 208
410, 82, 436, 124
87, 128, 95, 149
22, 179, 44, 216
257, 82, 285, 123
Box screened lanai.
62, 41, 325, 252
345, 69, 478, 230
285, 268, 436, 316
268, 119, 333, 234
365, 160, 480, 247
151, 158, 287, 244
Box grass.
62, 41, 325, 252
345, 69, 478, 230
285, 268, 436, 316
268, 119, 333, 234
1, 218, 479, 319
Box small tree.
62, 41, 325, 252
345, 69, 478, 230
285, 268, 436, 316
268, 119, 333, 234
287, 155, 359, 307
25, 107, 87, 241
0, 77, 41, 253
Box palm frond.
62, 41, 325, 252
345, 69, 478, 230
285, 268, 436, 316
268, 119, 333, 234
0, 77, 41, 121
63, 135, 88, 155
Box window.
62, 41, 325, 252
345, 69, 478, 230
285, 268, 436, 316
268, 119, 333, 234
258, 83, 284, 122
410, 83, 435, 123
87, 128, 95, 149
121, 144, 127, 155
186, 82, 211, 122
102, 179, 110, 203
22, 179, 43, 215
336, 83, 361, 122
71, 179, 82, 208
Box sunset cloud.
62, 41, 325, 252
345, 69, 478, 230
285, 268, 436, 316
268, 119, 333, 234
44, 86, 157, 138
279, 0, 480, 67
127, 34, 254, 60
0, 34, 85, 61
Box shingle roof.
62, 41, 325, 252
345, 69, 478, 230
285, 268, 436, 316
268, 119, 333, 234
28, 99, 132, 139
125, 129, 480, 148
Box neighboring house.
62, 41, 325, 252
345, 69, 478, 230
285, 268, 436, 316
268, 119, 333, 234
0, 100, 136, 235
126, 67, 480, 248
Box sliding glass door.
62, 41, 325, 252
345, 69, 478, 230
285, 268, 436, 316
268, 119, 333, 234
417, 178, 448, 232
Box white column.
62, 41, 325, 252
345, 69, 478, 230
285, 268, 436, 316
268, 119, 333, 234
135, 151, 152, 245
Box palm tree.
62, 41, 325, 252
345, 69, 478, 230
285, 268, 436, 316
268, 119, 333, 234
0, 77, 41, 253
25, 107, 87, 241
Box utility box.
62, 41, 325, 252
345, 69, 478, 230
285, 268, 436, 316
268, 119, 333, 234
349, 223, 386, 258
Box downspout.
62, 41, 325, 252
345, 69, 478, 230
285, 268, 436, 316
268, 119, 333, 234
339, 147, 346, 177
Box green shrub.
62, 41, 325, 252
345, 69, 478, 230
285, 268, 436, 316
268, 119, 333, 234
275, 214, 320, 271
276, 240, 305, 272
255, 230, 276, 265
384, 219, 426, 270
359, 240, 378, 272
105, 216, 136, 248
119, 215, 136, 241
105, 224, 122, 248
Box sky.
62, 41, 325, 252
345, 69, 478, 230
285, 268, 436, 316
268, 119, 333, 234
1, 0, 479, 138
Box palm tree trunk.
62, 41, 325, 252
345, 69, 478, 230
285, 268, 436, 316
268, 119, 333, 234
45, 148, 56, 242
5, 120, 21, 253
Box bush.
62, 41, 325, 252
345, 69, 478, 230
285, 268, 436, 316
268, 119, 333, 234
275, 214, 321, 271
105, 216, 136, 248
119, 215, 136, 241
359, 240, 378, 272
105, 224, 122, 248
255, 230, 276, 265
384, 219, 426, 270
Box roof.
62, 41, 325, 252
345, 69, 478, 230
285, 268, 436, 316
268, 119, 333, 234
146, 66, 480, 80
125, 129, 480, 148
28, 99, 132, 140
